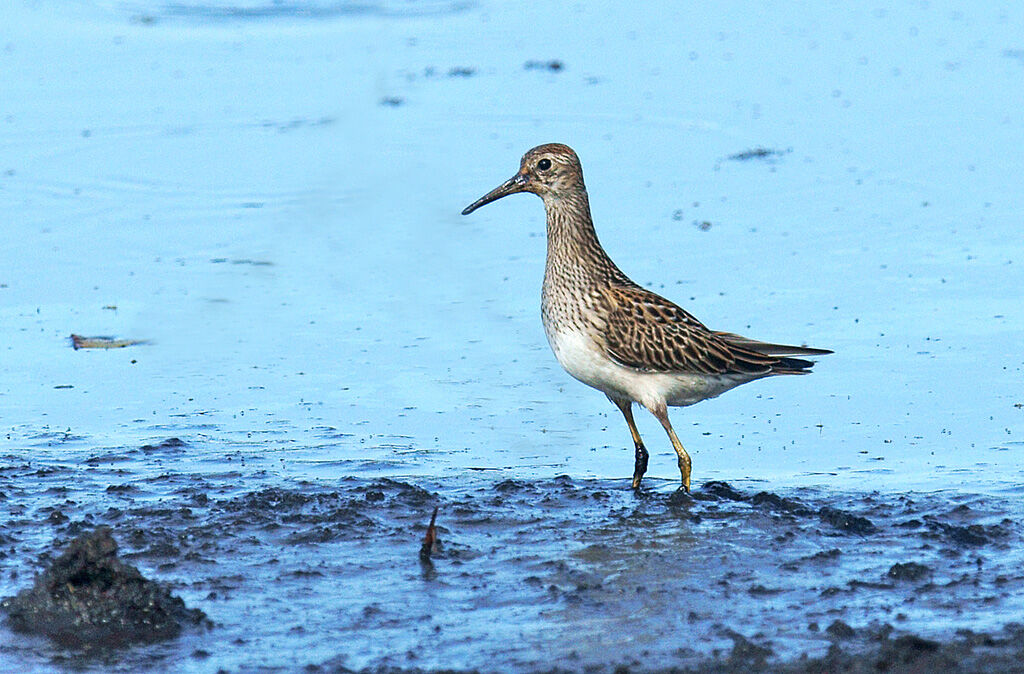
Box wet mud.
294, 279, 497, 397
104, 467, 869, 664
1, 527, 208, 649
1, 440, 1022, 671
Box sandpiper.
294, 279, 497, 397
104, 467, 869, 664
462, 144, 830, 491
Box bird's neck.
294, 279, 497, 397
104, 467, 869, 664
542, 188, 614, 281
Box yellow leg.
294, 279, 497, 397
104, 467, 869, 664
613, 399, 649, 489
653, 407, 691, 492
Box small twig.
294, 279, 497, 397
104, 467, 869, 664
419, 506, 439, 563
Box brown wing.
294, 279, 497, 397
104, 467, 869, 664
600, 285, 791, 376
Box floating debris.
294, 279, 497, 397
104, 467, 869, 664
727, 147, 791, 162
208, 258, 273, 266
70, 334, 149, 350
259, 117, 335, 133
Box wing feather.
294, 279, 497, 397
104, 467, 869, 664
600, 286, 824, 376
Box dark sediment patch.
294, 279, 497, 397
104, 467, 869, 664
141, 437, 187, 453
726, 147, 791, 162
1, 526, 208, 648
524, 59, 564, 71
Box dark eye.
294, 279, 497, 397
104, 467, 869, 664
537, 158, 552, 171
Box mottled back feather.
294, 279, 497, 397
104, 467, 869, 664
600, 284, 815, 376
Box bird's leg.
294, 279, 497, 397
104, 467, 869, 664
612, 399, 648, 489
652, 406, 691, 492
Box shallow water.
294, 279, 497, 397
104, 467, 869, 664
1, 0, 1023, 671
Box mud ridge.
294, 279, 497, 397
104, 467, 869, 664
1, 526, 209, 648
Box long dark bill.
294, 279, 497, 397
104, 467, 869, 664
461, 173, 529, 215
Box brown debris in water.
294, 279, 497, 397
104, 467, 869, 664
70, 334, 149, 350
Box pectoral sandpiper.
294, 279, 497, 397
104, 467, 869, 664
462, 143, 830, 492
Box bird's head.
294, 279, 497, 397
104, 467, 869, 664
462, 143, 584, 215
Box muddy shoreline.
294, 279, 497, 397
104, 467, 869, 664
317, 623, 1024, 672
2, 440, 1021, 671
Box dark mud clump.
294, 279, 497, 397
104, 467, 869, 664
818, 505, 876, 535
702, 482, 877, 535
1, 526, 209, 648
697, 480, 747, 502
141, 436, 187, 453
888, 561, 932, 582
924, 517, 1012, 546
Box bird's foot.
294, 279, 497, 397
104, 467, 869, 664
631, 443, 649, 489
677, 456, 691, 493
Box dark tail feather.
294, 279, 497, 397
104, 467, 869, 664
716, 332, 832, 359
772, 356, 818, 374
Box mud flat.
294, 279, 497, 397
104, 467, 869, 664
1, 443, 1022, 671
315, 625, 1024, 673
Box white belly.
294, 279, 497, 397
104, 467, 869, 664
543, 327, 743, 410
